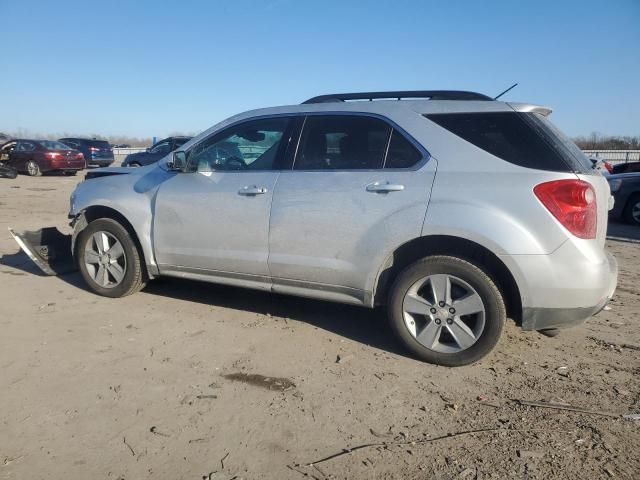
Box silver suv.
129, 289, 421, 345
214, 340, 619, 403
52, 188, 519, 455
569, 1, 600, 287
68, 90, 618, 366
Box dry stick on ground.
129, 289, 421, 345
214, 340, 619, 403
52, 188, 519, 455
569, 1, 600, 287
303, 427, 572, 467
287, 464, 322, 480
220, 452, 229, 470
516, 400, 621, 418
123, 437, 135, 456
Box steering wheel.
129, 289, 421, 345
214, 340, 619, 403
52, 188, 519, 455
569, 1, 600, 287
223, 155, 247, 170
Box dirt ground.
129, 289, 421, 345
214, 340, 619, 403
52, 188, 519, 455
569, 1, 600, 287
1, 173, 638, 480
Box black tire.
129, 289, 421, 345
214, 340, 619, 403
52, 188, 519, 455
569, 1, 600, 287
623, 193, 640, 226
25, 160, 41, 176
388, 255, 506, 366
76, 218, 146, 298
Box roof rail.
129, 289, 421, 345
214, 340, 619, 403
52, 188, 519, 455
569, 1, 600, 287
302, 90, 492, 104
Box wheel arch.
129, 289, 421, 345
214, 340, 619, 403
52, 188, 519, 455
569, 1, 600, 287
73, 205, 156, 278
373, 235, 522, 325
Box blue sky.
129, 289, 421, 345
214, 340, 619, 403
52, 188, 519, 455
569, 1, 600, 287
0, 0, 638, 138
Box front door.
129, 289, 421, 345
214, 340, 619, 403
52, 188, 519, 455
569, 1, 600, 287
268, 114, 435, 302
153, 117, 295, 284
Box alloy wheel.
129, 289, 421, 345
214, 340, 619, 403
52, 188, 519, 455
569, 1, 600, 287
632, 200, 640, 223
27, 161, 39, 176
402, 274, 486, 353
84, 231, 127, 288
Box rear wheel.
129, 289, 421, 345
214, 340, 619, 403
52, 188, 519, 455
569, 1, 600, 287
623, 194, 640, 226
77, 218, 146, 298
388, 255, 505, 366
26, 160, 41, 176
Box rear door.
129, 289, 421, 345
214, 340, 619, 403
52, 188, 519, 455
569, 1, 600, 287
153, 116, 296, 284
268, 114, 436, 302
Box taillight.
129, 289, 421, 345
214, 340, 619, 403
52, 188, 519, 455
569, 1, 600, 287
603, 161, 613, 173
45, 152, 61, 160
534, 179, 597, 239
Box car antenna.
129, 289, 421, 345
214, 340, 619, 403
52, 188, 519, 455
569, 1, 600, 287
494, 83, 518, 100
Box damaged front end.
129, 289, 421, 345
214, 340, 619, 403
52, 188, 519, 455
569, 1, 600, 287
8, 226, 77, 275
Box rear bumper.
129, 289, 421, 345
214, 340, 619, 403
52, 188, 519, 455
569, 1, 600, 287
87, 158, 114, 167
49, 160, 86, 171
503, 245, 618, 331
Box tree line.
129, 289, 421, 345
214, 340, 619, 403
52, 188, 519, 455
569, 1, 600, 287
574, 133, 640, 150
1, 129, 197, 148
2, 130, 639, 150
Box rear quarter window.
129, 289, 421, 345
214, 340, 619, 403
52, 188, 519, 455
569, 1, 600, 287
426, 112, 591, 173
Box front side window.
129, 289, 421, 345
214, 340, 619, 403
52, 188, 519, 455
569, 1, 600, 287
294, 115, 390, 170
150, 141, 172, 155
189, 117, 290, 172
16, 141, 36, 152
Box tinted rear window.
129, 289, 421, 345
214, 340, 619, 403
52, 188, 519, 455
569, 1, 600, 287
86, 140, 111, 149
384, 130, 423, 168
426, 112, 591, 173
294, 115, 390, 170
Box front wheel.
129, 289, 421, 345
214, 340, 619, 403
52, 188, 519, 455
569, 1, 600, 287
77, 218, 146, 297
388, 255, 505, 366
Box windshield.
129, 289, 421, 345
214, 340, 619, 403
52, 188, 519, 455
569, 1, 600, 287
38, 140, 73, 150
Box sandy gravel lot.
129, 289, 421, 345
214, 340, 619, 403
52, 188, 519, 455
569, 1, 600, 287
1, 173, 639, 480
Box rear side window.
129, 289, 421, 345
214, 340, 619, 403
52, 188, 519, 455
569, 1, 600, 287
384, 130, 423, 168
426, 112, 590, 173
295, 115, 390, 170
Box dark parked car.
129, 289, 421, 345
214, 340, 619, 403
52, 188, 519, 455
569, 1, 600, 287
608, 172, 640, 226
59, 138, 114, 167
121, 136, 191, 167
611, 161, 640, 175
0, 139, 85, 176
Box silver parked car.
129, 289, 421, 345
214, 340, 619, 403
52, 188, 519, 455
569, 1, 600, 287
68, 90, 618, 366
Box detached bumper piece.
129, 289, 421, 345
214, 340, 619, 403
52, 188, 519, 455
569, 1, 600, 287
8, 227, 76, 276
0, 164, 17, 179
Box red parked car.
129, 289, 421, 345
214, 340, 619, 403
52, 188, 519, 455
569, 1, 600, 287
0, 139, 86, 176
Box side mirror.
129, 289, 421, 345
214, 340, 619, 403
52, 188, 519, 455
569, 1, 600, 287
169, 151, 186, 171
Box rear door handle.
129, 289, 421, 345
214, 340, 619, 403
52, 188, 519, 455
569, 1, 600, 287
366, 182, 405, 193
238, 186, 268, 196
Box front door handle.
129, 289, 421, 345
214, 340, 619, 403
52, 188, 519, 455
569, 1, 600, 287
366, 182, 405, 193
238, 185, 268, 196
